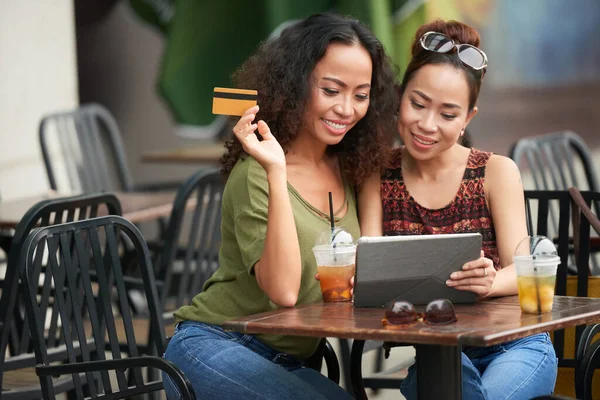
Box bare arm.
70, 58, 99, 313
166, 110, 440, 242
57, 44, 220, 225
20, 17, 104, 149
486, 155, 529, 297
447, 155, 528, 297
233, 106, 301, 307
358, 171, 383, 236
254, 169, 301, 307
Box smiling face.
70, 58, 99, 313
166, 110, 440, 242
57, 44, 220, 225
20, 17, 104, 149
299, 42, 373, 146
398, 63, 477, 160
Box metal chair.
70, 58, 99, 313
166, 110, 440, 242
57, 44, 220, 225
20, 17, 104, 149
510, 131, 600, 271
20, 215, 196, 399
509, 131, 599, 193
569, 188, 600, 400
39, 103, 133, 193
525, 189, 600, 398
154, 168, 224, 326
39, 103, 178, 193
0, 193, 121, 399
512, 131, 600, 276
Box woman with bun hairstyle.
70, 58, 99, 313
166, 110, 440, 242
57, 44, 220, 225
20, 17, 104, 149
359, 20, 558, 399
163, 13, 398, 400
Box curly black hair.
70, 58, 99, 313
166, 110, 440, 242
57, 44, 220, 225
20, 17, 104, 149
221, 13, 398, 186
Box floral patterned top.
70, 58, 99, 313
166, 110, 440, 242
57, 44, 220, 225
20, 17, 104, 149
381, 147, 501, 270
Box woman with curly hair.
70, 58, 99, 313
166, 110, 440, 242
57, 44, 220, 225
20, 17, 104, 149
163, 13, 398, 399
360, 19, 557, 400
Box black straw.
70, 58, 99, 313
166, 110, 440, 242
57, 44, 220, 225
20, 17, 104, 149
328, 192, 335, 237
329, 192, 337, 261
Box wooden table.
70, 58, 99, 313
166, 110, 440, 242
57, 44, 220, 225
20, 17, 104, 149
0, 191, 178, 229
223, 296, 600, 400
141, 143, 226, 164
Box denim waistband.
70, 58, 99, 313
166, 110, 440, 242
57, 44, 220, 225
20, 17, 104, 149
463, 332, 551, 357
176, 320, 304, 369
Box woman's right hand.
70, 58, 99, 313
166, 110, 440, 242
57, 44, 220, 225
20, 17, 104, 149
232, 105, 286, 174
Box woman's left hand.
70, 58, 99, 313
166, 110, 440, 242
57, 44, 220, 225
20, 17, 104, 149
446, 250, 496, 298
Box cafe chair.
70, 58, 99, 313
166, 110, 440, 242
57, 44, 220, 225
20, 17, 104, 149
569, 189, 600, 298
577, 328, 600, 400
154, 168, 223, 329
38, 103, 178, 193
509, 131, 599, 193
38, 103, 182, 264
112, 167, 224, 352
39, 103, 133, 193
511, 132, 600, 271
304, 339, 341, 384
19, 215, 196, 399
523, 189, 594, 397
0, 193, 121, 399
569, 188, 600, 400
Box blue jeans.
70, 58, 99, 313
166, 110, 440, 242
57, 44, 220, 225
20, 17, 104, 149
400, 333, 558, 400
162, 321, 352, 400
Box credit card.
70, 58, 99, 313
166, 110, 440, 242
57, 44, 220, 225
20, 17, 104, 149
212, 87, 258, 116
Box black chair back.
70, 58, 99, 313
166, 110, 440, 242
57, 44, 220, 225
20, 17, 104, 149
509, 131, 599, 192
570, 190, 600, 296
0, 193, 121, 398
568, 188, 600, 400
20, 216, 195, 399
524, 191, 572, 361
156, 168, 224, 317
39, 103, 133, 192
525, 189, 600, 398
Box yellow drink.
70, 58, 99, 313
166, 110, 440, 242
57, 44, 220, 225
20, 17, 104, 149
517, 275, 556, 314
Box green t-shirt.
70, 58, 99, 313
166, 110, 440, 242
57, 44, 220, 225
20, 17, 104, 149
174, 156, 360, 359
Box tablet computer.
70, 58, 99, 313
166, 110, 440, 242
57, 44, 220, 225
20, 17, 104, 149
353, 233, 482, 308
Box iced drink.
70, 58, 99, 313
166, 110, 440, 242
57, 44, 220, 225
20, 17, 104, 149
317, 263, 355, 301
514, 255, 559, 314
312, 244, 356, 302
517, 274, 557, 313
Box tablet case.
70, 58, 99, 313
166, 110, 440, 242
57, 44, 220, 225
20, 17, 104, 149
353, 233, 482, 307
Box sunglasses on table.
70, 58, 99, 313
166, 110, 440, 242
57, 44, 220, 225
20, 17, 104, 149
382, 298, 457, 327
420, 31, 488, 71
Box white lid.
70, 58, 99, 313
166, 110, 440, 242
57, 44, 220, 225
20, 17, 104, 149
514, 235, 559, 262
314, 227, 355, 248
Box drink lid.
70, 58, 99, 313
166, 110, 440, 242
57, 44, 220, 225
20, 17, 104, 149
314, 227, 354, 248
513, 235, 560, 264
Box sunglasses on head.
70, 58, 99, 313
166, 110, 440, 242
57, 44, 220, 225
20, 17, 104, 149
420, 31, 488, 71
382, 298, 457, 327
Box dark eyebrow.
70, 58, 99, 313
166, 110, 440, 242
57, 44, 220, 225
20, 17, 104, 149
412, 89, 462, 110
323, 77, 371, 89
